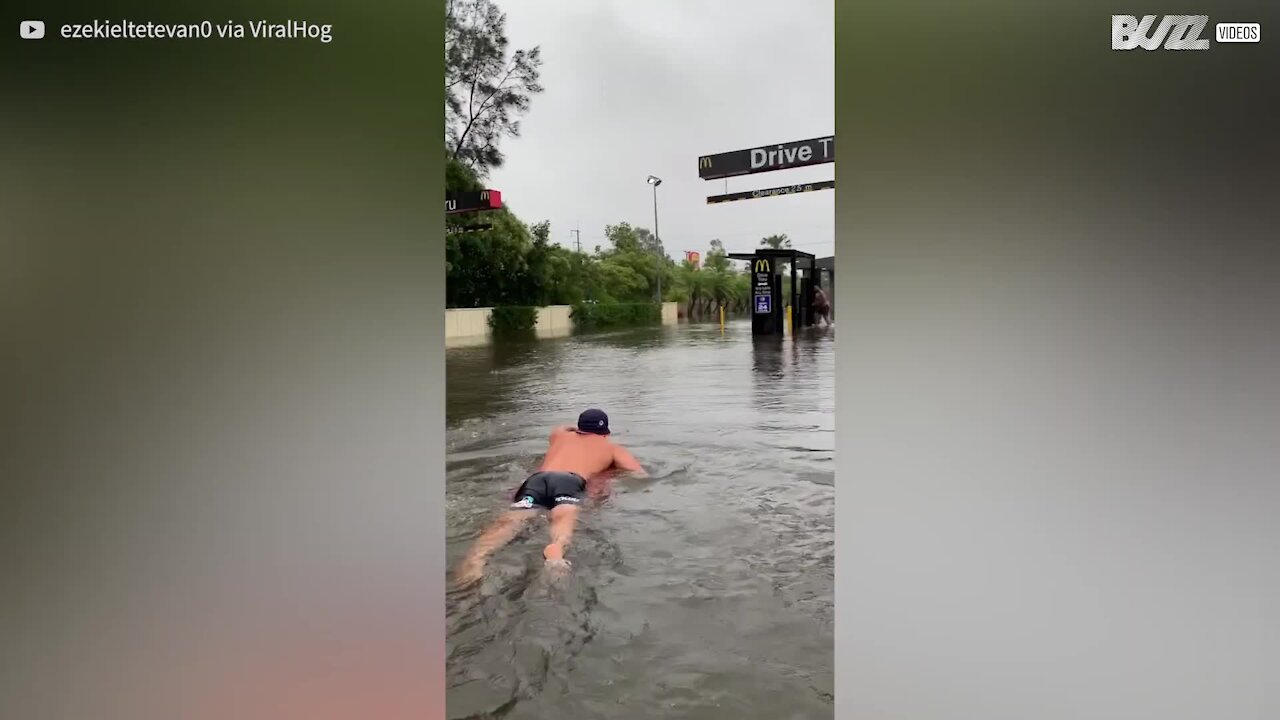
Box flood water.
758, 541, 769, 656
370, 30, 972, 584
444, 320, 835, 720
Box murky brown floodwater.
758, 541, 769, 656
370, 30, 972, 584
445, 320, 834, 720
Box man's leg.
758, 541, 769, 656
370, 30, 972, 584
543, 504, 580, 565
454, 510, 536, 586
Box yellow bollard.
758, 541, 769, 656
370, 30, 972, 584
786, 304, 793, 335
719, 304, 725, 330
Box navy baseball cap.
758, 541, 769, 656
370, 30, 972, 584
577, 408, 610, 435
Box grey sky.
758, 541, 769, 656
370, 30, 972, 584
488, 0, 834, 263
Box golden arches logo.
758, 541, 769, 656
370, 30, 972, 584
699, 156, 713, 169
754, 259, 770, 272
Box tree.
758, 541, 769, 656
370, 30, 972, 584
601, 222, 645, 255
521, 220, 552, 304
445, 207, 535, 308
598, 223, 674, 302
760, 233, 793, 275
445, 154, 484, 194
445, 156, 491, 282
669, 238, 753, 318
542, 246, 595, 305
445, 0, 544, 176
704, 238, 731, 272
634, 226, 663, 257
759, 234, 791, 250
597, 262, 649, 301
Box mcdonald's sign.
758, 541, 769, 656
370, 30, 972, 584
697, 136, 834, 181
753, 257, 772, 290
685, 251, 701, 268
445, 189, 503, 215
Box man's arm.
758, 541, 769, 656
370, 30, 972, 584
611, 445, 648, 478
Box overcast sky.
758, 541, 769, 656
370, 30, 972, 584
487, 0, 834, 262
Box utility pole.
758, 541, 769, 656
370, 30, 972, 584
570, 223, 591, 301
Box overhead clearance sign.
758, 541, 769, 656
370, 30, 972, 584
446, 223, 494, 235
707, 180, 835, 205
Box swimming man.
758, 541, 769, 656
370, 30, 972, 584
453, 408, 647, 586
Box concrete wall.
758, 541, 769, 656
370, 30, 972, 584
445, 307, 493, 345
534, 304, 573, 339
661, 301, 678, 325
446, 302, 680, 347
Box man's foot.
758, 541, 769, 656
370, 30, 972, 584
543, 542, 565, 562
453, 557, 485, 588
542, 542, 572, 576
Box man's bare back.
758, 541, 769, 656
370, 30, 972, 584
542, 425, 646, 491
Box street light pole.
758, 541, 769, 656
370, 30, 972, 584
647, 175, 663, 303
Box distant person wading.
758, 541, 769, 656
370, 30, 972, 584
813, 286, 833, 327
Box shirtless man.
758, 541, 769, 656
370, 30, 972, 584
813, 286, 833, 327
453, 409, 646, 586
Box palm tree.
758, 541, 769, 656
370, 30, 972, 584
707, 268, 735, 316
760, 234, 793, 276
759, 234, 791, 250
671, 240, 759, 319
696, 267, 716, 315
673, 261, 712, 318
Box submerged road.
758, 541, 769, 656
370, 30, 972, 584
445, 320, 834, 720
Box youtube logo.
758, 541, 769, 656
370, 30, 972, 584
20, 20, 45, 40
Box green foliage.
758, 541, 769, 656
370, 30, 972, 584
669, 237, 753, 318
444, 208, 762, 324
759, 233, 793, 274
446, 199, 687, 310
571, 302, 661, 331
446, 155, 484, 193
488, 305, 539, 336
540, 247, 586, 304
445, 0, 544, 176
443, 3, 760, 324
703, 239, 732, 272
594, 222, 675, 302
445, 206, 538, 308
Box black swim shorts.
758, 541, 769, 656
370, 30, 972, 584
511, 471, 587, 510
